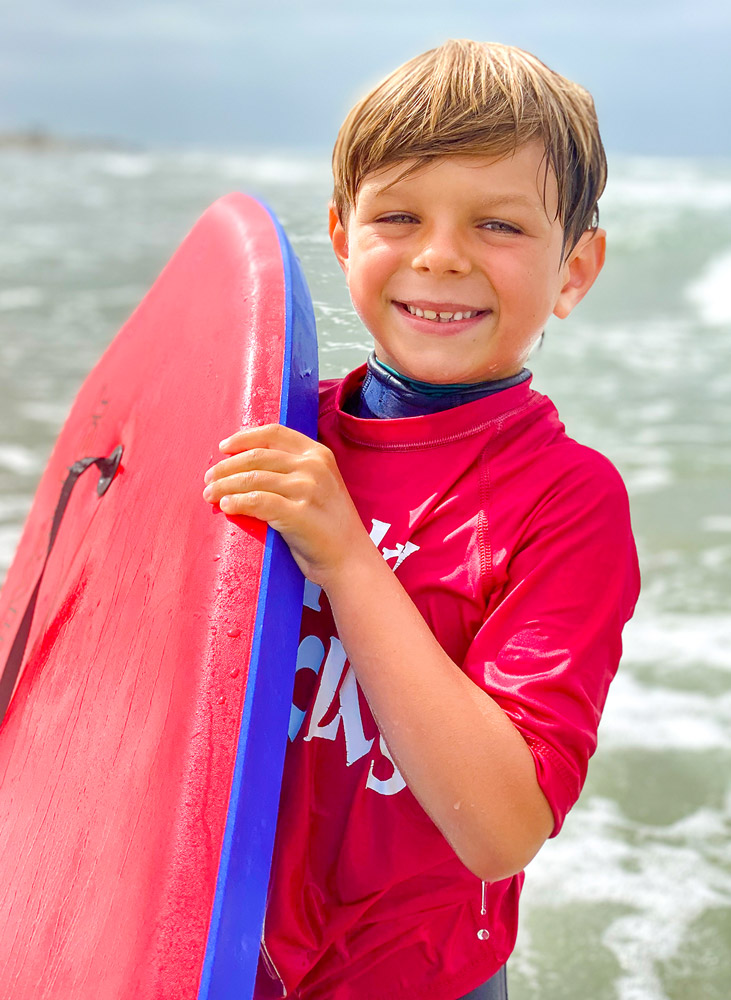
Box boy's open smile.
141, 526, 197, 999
395, 300, 490, 328
330, 144, 605, 385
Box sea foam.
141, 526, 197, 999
517, 795, 731, 1000
686, 250, 731, 326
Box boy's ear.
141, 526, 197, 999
553, 228, 606, 320
329, 203, 349, 275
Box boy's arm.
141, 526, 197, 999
323, 532, 556, 880
203, 423, 554, 882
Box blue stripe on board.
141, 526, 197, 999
270, 208, 319, 439
198, 198, 317, 999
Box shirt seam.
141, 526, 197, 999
523, 732, 577, 797
478, 434, 496, 596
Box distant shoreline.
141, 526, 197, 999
0, 129, 138, 152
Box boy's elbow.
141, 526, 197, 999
460, 833, 546, 883
456, 798, 555, 882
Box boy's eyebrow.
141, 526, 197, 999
370, 185, 544, 215
475, 193, 544, 213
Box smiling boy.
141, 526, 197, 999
204, 40, 640, 1000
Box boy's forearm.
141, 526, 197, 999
322, 535, 555, 882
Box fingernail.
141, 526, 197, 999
203, 485, 214, 501
219, 437, 231, 450
204, 468, 214, 484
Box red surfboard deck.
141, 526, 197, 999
0, 193, 317, 999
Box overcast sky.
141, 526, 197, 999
1, 0, 729, 156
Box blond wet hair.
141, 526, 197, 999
332, 39, 607, 254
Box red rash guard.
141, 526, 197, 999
255, 367, 640, 1000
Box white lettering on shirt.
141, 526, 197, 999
366, 734, 407, 796
303, 578, 323, 611
288, 634, 326, 741
291, 517, 418, 795
369, 519, 420, 569
304, 639, 375, 765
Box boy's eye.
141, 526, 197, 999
375, 213, 418, 224
480, 220, 522, 234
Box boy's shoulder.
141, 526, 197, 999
498, 395, 635, 555
506, 390, 633, 516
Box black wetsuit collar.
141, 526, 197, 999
344, 353, 531, 419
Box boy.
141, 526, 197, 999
203, 39, 640, 1000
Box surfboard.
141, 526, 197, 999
0, 192, 318, 999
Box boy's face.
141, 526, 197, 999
330, 142, 605, 384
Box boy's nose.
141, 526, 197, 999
411, 227, 472, 276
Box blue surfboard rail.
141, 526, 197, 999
198, 201, 318, 999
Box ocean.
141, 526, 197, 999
1, 148, 730, 1000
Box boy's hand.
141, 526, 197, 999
203, 424, 365, 587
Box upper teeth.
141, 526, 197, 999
405, 305, 479, 321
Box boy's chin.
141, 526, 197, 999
383, 360, 486, 386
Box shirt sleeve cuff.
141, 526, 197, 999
521, 732, 581, 837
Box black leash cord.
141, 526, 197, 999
0, 445, 123, 725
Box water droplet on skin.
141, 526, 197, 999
213, 554, 221, 561
477, 929, 490, 941
218, 696, 226, 705
227, 628, 241, 638
230, 667, 240, 679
